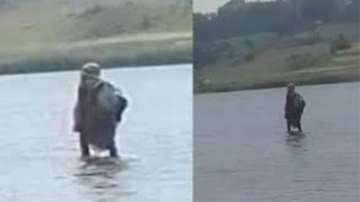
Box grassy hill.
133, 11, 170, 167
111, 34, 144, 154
195, 23, 360, 93
0, 0, 192, 74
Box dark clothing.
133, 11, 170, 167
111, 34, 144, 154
79, 132, 90, 156
285, 92, 305, 132
73, 78, 127, 156
116, 95, 128, 122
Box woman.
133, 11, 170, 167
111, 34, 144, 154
284, 83, 306, 133
73, 62, 127, 157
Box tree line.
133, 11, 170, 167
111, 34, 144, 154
194, 0, 359, 43
194, 0, 359, 67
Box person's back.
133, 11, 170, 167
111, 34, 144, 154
73, 62, 128, 157
284, 83, 305, 133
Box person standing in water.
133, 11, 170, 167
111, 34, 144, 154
284, 83, 306, 133
73, 62, 128, 157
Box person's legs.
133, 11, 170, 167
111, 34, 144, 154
296, 116, 303, 132
297, 105, 305, 132
79, 133, 90, 157
286, 119, 292, 132
108, 141, 118, 157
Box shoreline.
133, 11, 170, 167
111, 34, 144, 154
0, 60, 192, 77
0, 31, 192, 76
195, 77, 360, 94
195, 44, 360, 94
0, 47, 192, 76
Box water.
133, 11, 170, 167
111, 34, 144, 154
195, 82, 360, 202
0, 64, 192, 202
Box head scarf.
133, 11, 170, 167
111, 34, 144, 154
81, 62, 101, 79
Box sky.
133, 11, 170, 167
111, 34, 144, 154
194, 0, 274, 14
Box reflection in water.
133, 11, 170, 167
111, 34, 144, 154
286, 132, 305, 147
285, 132, 308, 155
74, 157, 135, 202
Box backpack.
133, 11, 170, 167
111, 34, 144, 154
294, 93, 305, 112
95, 81, 128, 118
116, 94, 128, 121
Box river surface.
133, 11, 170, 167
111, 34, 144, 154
0, 64, 192, 202
195, 82, 359, 202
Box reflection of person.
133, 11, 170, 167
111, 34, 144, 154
284, 83, 306, 133
73, 62, 128, 157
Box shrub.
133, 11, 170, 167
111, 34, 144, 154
244, 52, 255, 62
330, 34, 351, 53
287, 53, 318, 69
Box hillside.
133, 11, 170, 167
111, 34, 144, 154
195, 23, 360, 93
0, 0, 192, 74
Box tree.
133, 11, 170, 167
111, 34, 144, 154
287, 0, 304, 22
345, 0, 360, 21
300, 0, 345, 22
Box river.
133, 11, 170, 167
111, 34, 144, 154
0, 64, 192, 202
195, 82, 359, 202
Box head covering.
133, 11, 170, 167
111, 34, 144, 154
287, 82, 295, 95
287, 82, 295, 89
81, 62, 101, 78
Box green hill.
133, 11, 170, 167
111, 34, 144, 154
195, 23, 360, 93
0, 0, 192, 74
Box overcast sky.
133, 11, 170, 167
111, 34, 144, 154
194, 0, 274, 14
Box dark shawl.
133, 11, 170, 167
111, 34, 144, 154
73, 79, 126, 149
285, 91, 305, 121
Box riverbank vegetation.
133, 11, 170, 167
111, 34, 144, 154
0, 0, 192, 74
